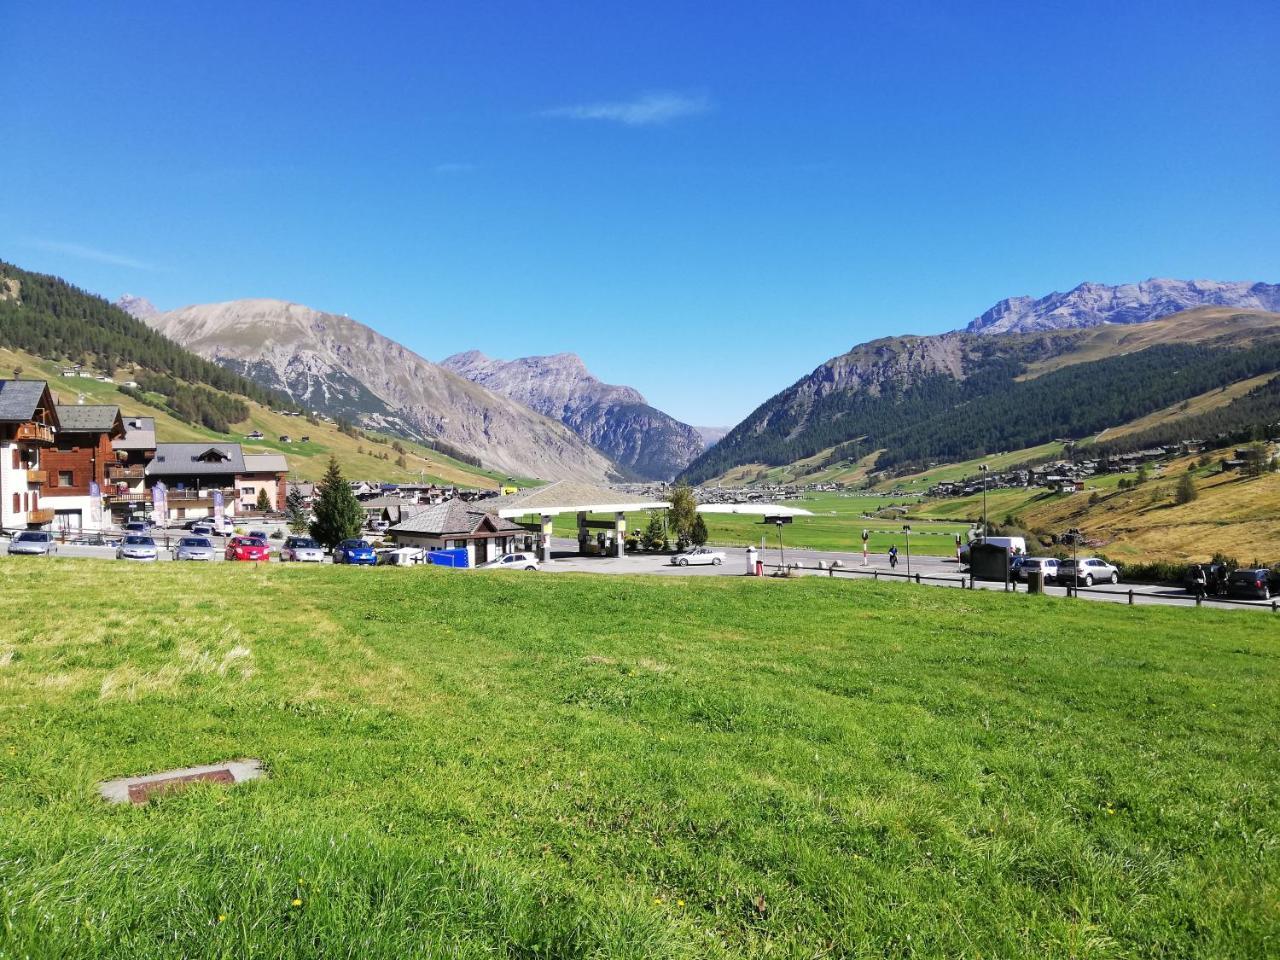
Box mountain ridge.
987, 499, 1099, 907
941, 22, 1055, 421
144, 299, 622, 483
441, 350, 704, 480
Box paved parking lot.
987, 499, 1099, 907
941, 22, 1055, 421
4, 532, 1276, 614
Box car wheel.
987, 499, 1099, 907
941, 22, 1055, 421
712, 557, 722, 565
524, 565, 536, 571
1110, 572, 1119, 585
679, 558, 689, 566
1084, 574, 1094, 587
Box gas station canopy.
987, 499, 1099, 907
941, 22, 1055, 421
482, 480, 670, 519
695, 503, 815, 517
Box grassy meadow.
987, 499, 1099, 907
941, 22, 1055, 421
1, 558, 1277, 958
555, 493, 971, 556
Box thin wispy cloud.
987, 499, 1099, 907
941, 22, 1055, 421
541, 91, 712, 127
23, 239, 157, 271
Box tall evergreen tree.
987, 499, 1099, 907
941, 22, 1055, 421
691, 513, 709, 546
256, 488, 273, 512
667, 483, 698, 542
285, 485, 311, 534
309, 457, 364, 549
1175, 471, 1198, 505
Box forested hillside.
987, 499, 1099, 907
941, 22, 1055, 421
0, 260, 296, 430
682, 325, 1280, 484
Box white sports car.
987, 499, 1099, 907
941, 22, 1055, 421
670, 547, 725, 567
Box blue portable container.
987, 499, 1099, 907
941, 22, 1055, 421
428, 547, 470, 568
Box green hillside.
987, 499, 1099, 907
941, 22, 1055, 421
1, 560, 1275, 958
0, 345, 505, 486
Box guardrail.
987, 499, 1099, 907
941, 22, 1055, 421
763, 561, 1279, 612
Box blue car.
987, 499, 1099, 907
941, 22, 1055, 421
333, 538, 377, 565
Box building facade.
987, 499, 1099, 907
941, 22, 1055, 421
0, 380, 60, 531
42, 404, 125, 533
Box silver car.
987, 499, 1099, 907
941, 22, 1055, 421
1057, 556, 1119, 586
173, 536, 216, 561
1017, 557, 1060, 583
280, 536, 325, 562
117, 534, 159, 562
7, 531, 57, 556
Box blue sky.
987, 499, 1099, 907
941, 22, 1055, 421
4, 1, 1278, 426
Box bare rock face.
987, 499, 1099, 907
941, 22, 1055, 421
145, 300, 620, 482
115, 294, 159, 320
967, 279, 1280, 335
442, 351, 705, 480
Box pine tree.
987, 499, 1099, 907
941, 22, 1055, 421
641, 513, 665, 550
691, 513, 709, 546
310, 457, 364, 549
1175, 472, 1198, 505
255, 488, 272, 512
285, 485, 310, 534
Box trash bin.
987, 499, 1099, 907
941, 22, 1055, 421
1027, 570, 1045, 594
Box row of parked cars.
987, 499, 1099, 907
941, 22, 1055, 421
1010, 555, 1121, 586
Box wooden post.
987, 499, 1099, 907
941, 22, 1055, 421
1128, 589, 1134, 606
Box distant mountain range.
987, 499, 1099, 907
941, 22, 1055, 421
139, 299, 620, 483
680, 276, 1280, 484
966, 278, 1280, 334
441, 350, 704, 480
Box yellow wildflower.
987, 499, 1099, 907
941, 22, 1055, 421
291, 898, 303, 907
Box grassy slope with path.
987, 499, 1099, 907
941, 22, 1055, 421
1, 346, 511, 487
0, 559, 1275, 958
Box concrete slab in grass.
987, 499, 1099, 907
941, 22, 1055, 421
99, 759, 266, 805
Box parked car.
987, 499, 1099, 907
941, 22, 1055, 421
173, 536, 217, 561
281, 536, 325, 562
1226, 567, 1274, 600
1017, 557, 1060, 583
248, 529, 270, 542
190, 523, 215, 537
1057, 557, 1120, 586
7, 530, 58, 556
226, 536, 270, 562
477, 551, 540, 571
369, 519, 390, 533
333, 539, 377, 565
116, 535, 159, 562
123, 521, 150, 534
671, 547, 726, 567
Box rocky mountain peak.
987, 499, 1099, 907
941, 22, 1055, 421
115, 293, 159, 320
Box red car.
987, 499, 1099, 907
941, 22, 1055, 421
225, 536, 270, 562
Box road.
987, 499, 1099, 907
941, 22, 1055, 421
4, 533, 1277, 615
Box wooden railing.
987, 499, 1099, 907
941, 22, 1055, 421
14, 423, 55, 445
27, 508, 55, 524
26, 469, 47, 484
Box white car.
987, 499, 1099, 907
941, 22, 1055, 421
1057, 556, 1120, 586
281, 536, 325, 562
477, 552, 540, 571
670, 547, 725, 567
117, 535, 159, 561
7, 531, 58, 556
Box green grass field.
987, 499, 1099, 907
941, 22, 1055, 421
556, 494, 971, 556
1, 559, 1276, 958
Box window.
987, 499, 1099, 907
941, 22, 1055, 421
241, 487, 255, 495
23, 493, 29, 512
11, 493, 17, 513
11, 449, 18, 469
58, 471, 74, 487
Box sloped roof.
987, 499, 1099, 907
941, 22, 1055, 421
481, 479, 670, 518
147, 442, 245, 477
389, 497, 524, 536
114, 416, 157, 450
241, 453, 289, 474
0, 380, 55, 423
54, 404, 125, 435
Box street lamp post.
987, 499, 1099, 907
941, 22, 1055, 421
979, 464, 990, 538
902, 524, 912, 578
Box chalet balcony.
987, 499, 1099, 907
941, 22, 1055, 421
106, 464, 146, 480
27, 508, 55, 525
14, 423, 55, 445
26, 469, 48, 484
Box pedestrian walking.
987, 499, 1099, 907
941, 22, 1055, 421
888, 544, 898, 569
1191, 563, 1207, 600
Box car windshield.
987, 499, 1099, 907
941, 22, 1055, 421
290, 538, 318, 548
181, 538, 212, 547
345, 540, 368, 548
124, 536, 153, 546
15, 532, 48, 542
242, 537, 267, 546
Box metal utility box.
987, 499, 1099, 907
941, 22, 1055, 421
428, 547, 470, 568
969, 543, 1011, 582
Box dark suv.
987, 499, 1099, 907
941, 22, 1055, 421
1226, 567, 1276, 601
